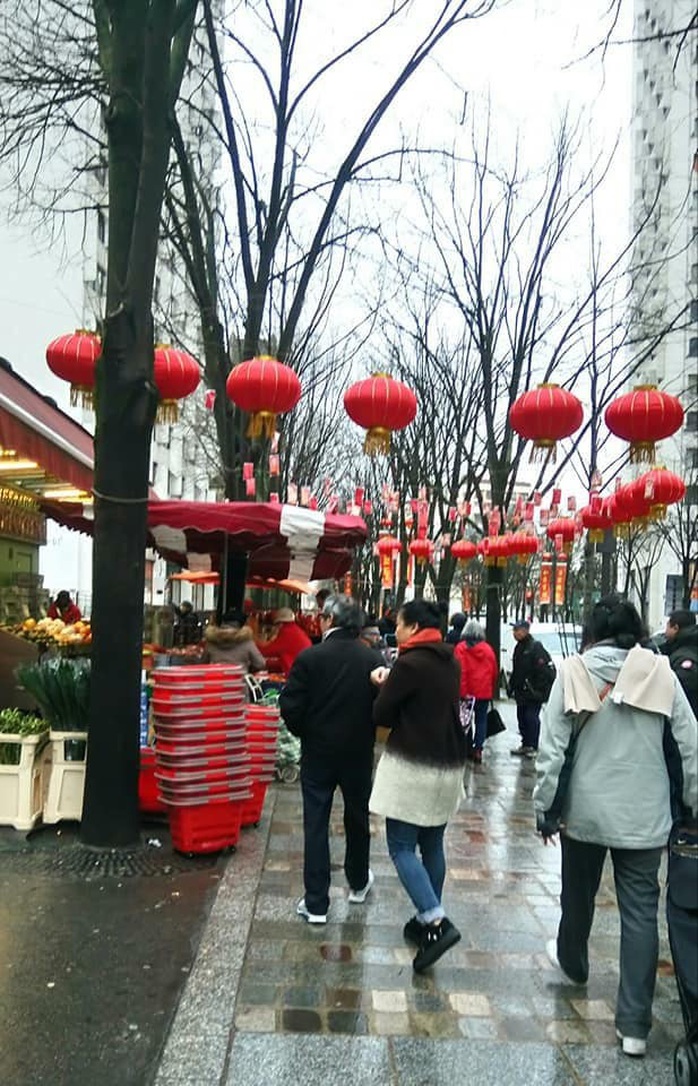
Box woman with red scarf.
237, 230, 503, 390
370, 599, 466, 972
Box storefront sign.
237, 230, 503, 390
0, 485, 46, 545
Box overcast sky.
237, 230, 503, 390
0, 0, 633, 410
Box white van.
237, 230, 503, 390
500, 622, 583, 684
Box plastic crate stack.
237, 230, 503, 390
151, 664, 252, 853
242, 704, 281, 826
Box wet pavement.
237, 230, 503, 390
0, 701, 683, 1084
156, 701, 684, 1085
0, 823, 224, 1085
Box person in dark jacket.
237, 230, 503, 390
370, 599, 466, 972
508, 620, 556, 757
445, 612, 466, 645
279, 596, 378, 924
662, 609, 697, 718
173, 601, 202, 647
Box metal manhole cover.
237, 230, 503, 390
0, 845, 224, 879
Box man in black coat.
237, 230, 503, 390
507, 620, 556, 757
662, 609, 697, 718
279, 596, 379, 923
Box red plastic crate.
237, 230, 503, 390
153, 664, 244, 682
138, 748, 166, 814
241, 779, 269, 826
167, 797, 245, 853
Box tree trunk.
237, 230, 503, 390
81, 308, 157, 846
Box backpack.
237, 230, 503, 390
525, 641, 556, 703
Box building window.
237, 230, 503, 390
690, 338, 698, 358
687, 412, 698, 433
686, 485, 698, 508
95, 264, 106, 297
97, 210, 106, 245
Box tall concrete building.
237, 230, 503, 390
629, 0, 698, 626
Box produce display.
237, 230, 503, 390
15, 658, 91, 732
0, 708, 47, 765
4, 616, 92, 648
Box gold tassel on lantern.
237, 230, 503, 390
247, 411, 276, 439
363, 426, 391, 456
156, 400, 180, 424
70, 385, 95, 409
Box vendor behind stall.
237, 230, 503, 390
173, 601, 202, 647
257, 607, 312, 675
47, 590, 82, 624
204, 609, 265, 673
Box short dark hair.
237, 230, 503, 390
221, 608, 244, 627
316, 588, 331, 607
450, 612, 466, 629
669, 609, 696, 631
399, 599, 442, 630
322, 595, 362, 633
56, 590, 71, 607
585, 594, 647, 650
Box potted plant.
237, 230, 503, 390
16, 659, 90, 822
0, 708, 50, 830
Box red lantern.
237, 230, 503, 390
226, 355, 301, 438
509, 384, 583, 461
153, 345, 201, 423
638, 468, 686, 520
376, 534, 402, 557
611, 482, 651, 530
608, 490, 633, 537
450, 539, 478, 565
580, 501, 614, 543
344, 373, 417, 455
546, 517, 576, 555
510, 531, 538, 564
46, 329, 101, 407
409, 538, 434, 567
478, 536, 508, 567
604, 386, 684, 463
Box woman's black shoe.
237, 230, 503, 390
403, 916, 424, 944
413, 917, 461, 972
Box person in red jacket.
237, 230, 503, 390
257, 607, 312, 675
47, 590, 82, 624
454, 619, 499, 764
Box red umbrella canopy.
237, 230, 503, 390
344, 374, 417, 455
147, 501, 367, 583
604, 386, 684, 463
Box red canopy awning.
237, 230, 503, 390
0, 363, 94, 494
147, 500, 366, 582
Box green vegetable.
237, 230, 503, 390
15, 658, 91, 732
0, 709, 48, 765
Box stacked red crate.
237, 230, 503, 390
241, 704, 281, 826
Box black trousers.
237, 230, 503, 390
300, 755, 372, 916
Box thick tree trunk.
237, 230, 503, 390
81, 308, 157, 846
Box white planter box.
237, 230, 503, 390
0, 731, 50, 831
43, 731, 88, 824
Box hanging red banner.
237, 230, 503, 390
539, 556, 553, 605
380, 553, 394, 589
555, 556, 567, 606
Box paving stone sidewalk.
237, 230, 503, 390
155, 705, 683, 1086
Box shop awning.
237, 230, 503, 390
0, 362, 94, 494
169, 570, 312, 595
148, 501, 366, 582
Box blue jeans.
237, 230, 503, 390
385, 818, 447, 923
473, 698, 488, 750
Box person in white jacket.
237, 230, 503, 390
534, 595, 698, 1059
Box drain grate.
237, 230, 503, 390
0, 844, 224, 879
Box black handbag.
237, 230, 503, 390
486, 705, 506, 738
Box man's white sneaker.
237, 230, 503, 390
545, 939, 585, 985
615, 1029, 646, 1057
296, 898, 327, 924
348, 869, 374, 904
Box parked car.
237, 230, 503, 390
500, 622, 583, 686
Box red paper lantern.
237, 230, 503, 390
450, 539, 478, 565
409, 538, 434, 566
611, 482, 652, 532
509, 384, 583, 461
344, 373, 417, 455
604, 386, 684, 463
226, 355, 301, 439
478, 536, 508, 567
580, 501, 614, 543
376, 534, 402, 557
153, 345, 201, 423
510, 531, 538, 564
46, 329, 101, 407
546, 517, 576, 555
637, 468, 686, 520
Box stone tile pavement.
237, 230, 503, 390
155, 705, 683, 1085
